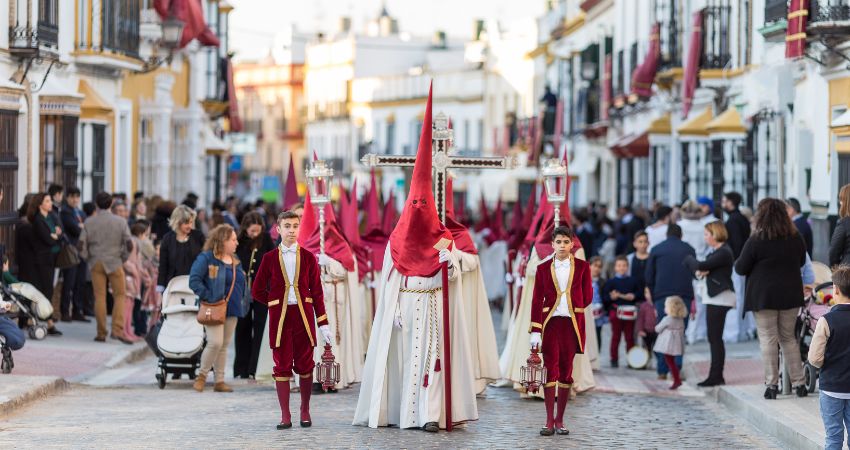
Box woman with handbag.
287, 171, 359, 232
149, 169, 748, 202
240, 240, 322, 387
189, 224, 246, 393
684, 221, 735, 387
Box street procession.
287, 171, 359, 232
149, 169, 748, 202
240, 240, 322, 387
5, 0, 850, 448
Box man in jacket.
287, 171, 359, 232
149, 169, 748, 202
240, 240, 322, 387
79, 192, 133, 344
645, 224, 696, 378
786, 198, 813, 258
723, 191, 755, 342
59, 187, 89, 322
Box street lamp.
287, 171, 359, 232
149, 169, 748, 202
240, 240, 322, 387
306, 159, 334, 255
160, 15, 185, 50
541, 158, 567, 228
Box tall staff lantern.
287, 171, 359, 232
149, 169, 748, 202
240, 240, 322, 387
306, 159, 334, 256
541, 158, 567, 227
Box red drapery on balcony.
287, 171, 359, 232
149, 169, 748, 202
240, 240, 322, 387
785, 0, 809, 58
554, 99, 564, 153
602, 54, 612, 120
154, 0, 220, 48
226, 56, 242, 132
681, 11, 704, 119
631, 23, 661, 98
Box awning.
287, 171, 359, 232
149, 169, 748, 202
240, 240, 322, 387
706, 107, 747, 138
205, 125, 230, 155
610, 132, 649, 158
677, 108, 713, 139
647, 113, 671, 135
78, 80, 113, 120
39, 77, 83, 116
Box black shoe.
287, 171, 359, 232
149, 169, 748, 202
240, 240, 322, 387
422, 422, 439, 433
93, 336, 106, 342
540, 427, 555, 436
72, 314, 91, 323
697, 378, 726, 387
556, 427, 570, 435
276, 422, 292, 430
312, 382, 324, 394
795, 385, 809, 397
60, 315, 72, 323
47, 327, 63, 336
300, 420, 312, 428
328, 387, 338, 394
610, 360, 618, 368
764, 385, 779, 400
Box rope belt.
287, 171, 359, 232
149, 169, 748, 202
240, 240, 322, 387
400, 287, 442, 387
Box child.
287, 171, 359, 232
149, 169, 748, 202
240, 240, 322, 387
589, 256, 607, 352
809, 266, 850, 449
653, 296, 687, 390
636, 287, 658, 363
602, 255, 640, 367
2, 256, 18, 285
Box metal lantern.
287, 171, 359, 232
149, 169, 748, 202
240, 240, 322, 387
520, 346, 546, 394
160, 15, 185, 50
541, 158, 567, 227
315, 343, 341, 392
306, 159, 334, 255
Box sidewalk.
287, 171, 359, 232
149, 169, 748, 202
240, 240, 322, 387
0, 320, 149, 415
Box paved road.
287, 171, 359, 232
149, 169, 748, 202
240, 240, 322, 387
0, 355, 779, 449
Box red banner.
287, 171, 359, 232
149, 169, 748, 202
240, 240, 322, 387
785, 0, 809, 59
681, 11, 704, 119
554, 99, 564, 153
631, 23, 660, 98
602, 54, 612, 120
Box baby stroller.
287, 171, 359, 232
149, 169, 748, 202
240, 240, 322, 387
153, 276, 205, 389
1, 282, 53, 340
796, 261, 834, 393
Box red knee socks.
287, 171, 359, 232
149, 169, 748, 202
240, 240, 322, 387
543, 386, 555, 429
555, 386, 569, 428
299, 375, 312, 423
275, 381, 291, 425
664, 354, 682, 389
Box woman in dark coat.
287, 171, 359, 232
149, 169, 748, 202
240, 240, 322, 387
829, 184, 850, 267
232, 212, 276, 378
17, 194, 62, 335
734, 198, 807, 400
156, 205, 204, 293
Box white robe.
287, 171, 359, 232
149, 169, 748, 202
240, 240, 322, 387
315, 257, 365, 388
478, 240, 508, 301
358, 269, 381, 351
353, 244, 478, 429
454, 248, 501, 394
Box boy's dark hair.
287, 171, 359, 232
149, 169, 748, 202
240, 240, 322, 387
65, 186, 81, 197
655, 206, 672, 221
130, 221, 150, 236
133, 191, 145, 201
833, 266, 850, 298
82, 202, 96, 216
95, 192, 113, 210
633, 230, 648, 241
615, 254, 629, 264
785, 197, 802, 214
666, 223, 683, 239
724, 192, 743, 208
589, 255, 603, 265
48, 184, 64, 197
551, 226, 574, 241
277, 210, 300, 222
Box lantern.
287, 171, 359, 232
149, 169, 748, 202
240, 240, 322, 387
541, 158, 567, 227
315, 343, 340, 392
306, 159, 334, 255
520, 345, 546, 394
160, 15, 185, 50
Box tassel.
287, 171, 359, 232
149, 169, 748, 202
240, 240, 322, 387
423, 374, 429, 388
434, 358, 441, 372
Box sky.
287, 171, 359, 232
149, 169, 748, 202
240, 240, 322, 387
228, 0, 546, 62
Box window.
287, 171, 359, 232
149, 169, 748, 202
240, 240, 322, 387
694, 143, 711, 198
703, 1, 733, 69
463, 119, 470, 152
681, 142, 690, 202
839, 154, 850, 191
102, 0, 140, 57
38, 0, 59, 47
0, 111, 17, 266
138, 116, 155, 195
386, 121, 395, 154
651, 145, 669, 204
477, 119, 484, 153
617, 159, 633, 207
91, 124, 106, 195
634, 157, 651, 207
711, 140, 725, 205
40, 115, 78, 191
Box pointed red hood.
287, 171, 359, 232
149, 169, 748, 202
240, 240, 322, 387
522, 183, 538, 231
446, 177, 477, 254
298, 191, 356, 272
389, 84, 454, 277
340, 179, 361, 247
364, 170, 382, 233
474, 192, 491, 232
487, 197, 505, 244
381, 190, 397, 235
283, 153, 299, 210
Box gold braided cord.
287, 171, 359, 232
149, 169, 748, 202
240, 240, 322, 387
400, 287, 442, 386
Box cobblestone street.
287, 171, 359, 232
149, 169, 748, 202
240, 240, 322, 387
0, 354, 780, 449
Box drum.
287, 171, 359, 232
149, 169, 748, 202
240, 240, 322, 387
616, 305, 638, 321
627, 346, 650, 369
592, 303, 604, 320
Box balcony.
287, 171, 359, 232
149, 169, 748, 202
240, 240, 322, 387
702, 3, 733, 69
760, 0, 789, 39
808, 0, 850, 37
656, 0, 682, 71
9, 0, 59, 59
101, 0, 141, 59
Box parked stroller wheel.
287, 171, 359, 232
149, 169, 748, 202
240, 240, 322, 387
805, 363, 819, 393
29, 324, 47, 340
1, 346, 12, 374
157, 370, 166, 389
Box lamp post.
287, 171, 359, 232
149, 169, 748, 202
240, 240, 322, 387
306, 159, 334, 256
541, 158, 568, 227
160, 15, 185, 50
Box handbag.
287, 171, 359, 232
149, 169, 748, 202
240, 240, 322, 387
197, 263, 237, 326
616, 304, 638, 321
56, 237, 81, 270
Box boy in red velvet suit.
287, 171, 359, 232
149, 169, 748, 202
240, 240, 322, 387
529, 226, 592, 437
252, 211, 332, 430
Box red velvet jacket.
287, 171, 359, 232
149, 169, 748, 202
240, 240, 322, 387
529, 255, 592, 353
251, 246, 328, 348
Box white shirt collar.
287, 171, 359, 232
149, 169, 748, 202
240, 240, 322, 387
279, 242, 298, 253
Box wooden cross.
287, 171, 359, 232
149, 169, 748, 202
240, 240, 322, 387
360, 112, 516, 223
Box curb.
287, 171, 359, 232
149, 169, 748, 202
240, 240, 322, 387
69, 344, 151, 384
0, 377, 69, 418
713, 385, 822, 450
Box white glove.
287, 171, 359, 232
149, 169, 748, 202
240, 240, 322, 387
367, 280, 378, 289
438, 249, 452, 265
505, 273, 514, 284
529, 332, 542, 349
517, 277, 525, 287
156, 285, 165, 294
318, 254, 330, 267
319, 325, 333, 344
